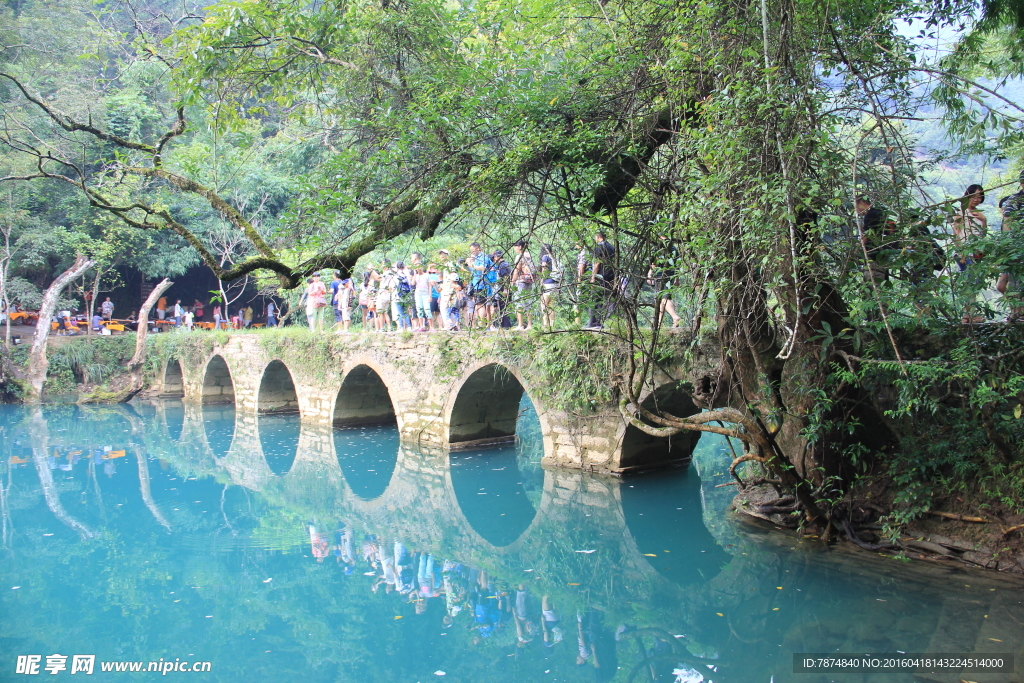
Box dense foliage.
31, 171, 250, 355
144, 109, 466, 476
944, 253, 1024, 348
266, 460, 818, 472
1, 0, 1022, 538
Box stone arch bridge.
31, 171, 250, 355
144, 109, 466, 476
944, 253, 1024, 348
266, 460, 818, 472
153, 332, 720, 474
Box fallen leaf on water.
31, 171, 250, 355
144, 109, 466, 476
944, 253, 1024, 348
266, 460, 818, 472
776, 587, 783, 590
11, 586, 20, 590
263, 578, 273, 583
643, 553, 657, 557
773, 608, 779, 611
988, 638, 1003, 642
567, 583, 580, 586
434, 671, 446, 676
574, 550, 596, 554
716, 613, 724, 617
394, 616, 403, 620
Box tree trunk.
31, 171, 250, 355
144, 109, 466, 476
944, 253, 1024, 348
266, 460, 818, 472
123, 278, 173, 401
25, 255, 95, 403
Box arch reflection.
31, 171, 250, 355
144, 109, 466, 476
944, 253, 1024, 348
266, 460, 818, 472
258, 412, 300, 476
334, 424, 398, 501
163, 401, 184, 442
202, 403, 236, 457
449, 394, 542, 548
621, 467, 729, 586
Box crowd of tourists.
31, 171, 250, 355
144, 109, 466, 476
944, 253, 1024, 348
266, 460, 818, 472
299, 232, 656, 334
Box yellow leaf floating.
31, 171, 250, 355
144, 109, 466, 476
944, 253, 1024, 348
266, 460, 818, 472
643, 553, 657, 557
776, 587, 783, 590
394, 616, 403, 620
773, 608, 779, 611
567, 583, 580, 586
989, 638, 1003, 642
716, 613, 724, 617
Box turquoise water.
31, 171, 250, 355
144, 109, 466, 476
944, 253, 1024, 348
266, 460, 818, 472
0, 400, 1021, 683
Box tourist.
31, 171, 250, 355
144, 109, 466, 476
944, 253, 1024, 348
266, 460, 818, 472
392, 261, 414, 331
100, 296, 114, 321
489, 249, 513, 329
183, 307, 194, 331
171, 299, 183, 327
584, 231, 616, 330
376, 262, 394, 332
212, 304, 222, 329
573, 241, 590, 323
91, 312, 102, 332
266, 300, 277, 328
648, 234, 683, 328
305, 274, 328, 332
440, 269, 464, 331
330, 271, 344, 330
999, 173, 1024, 321
538, 243, 561, 330
949, 185, 988, 323
465, 242, 494, 328
510, 239, 535, 330
242, 304, 253, 328
336, 275, 354, 332
413, 262, 432, 331
193, 299, 204, 321
436, 249, 453, 329
155, 295, 167, 321
856, 195, 893, 283
360, 270, 376, 330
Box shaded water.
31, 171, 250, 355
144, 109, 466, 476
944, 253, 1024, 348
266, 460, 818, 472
0, 400, 1021, 682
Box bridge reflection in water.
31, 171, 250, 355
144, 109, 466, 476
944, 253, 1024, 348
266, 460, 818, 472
0, 402, 1022, 683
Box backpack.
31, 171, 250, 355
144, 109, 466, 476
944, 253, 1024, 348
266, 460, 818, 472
397, 274, 412, 296
546, 255, 562, 282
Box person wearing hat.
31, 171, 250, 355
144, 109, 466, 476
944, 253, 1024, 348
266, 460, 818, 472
998, 170, 1024, 321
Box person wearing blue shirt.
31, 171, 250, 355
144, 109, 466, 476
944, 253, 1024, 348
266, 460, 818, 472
465, 242, 493, 328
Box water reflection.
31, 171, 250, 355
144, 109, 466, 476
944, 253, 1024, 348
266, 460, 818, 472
258, 412, 300, 475
202, 404, 235, 455
163, 401, 184, 442
0, 402, 1021, 683
448, 393, 546, 547
621, 468, 730, 586
334, 424, 398, 500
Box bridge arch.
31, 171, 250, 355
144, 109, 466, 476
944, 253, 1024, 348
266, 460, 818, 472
257, 360, 300, 414
618, 381, 702, 471
161, 360, 184, 397
333, 362, 397, 427
445, 362, 550, 451
201, 355, 235, 405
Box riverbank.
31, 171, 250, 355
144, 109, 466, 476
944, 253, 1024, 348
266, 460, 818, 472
734, 483, 1024, 575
